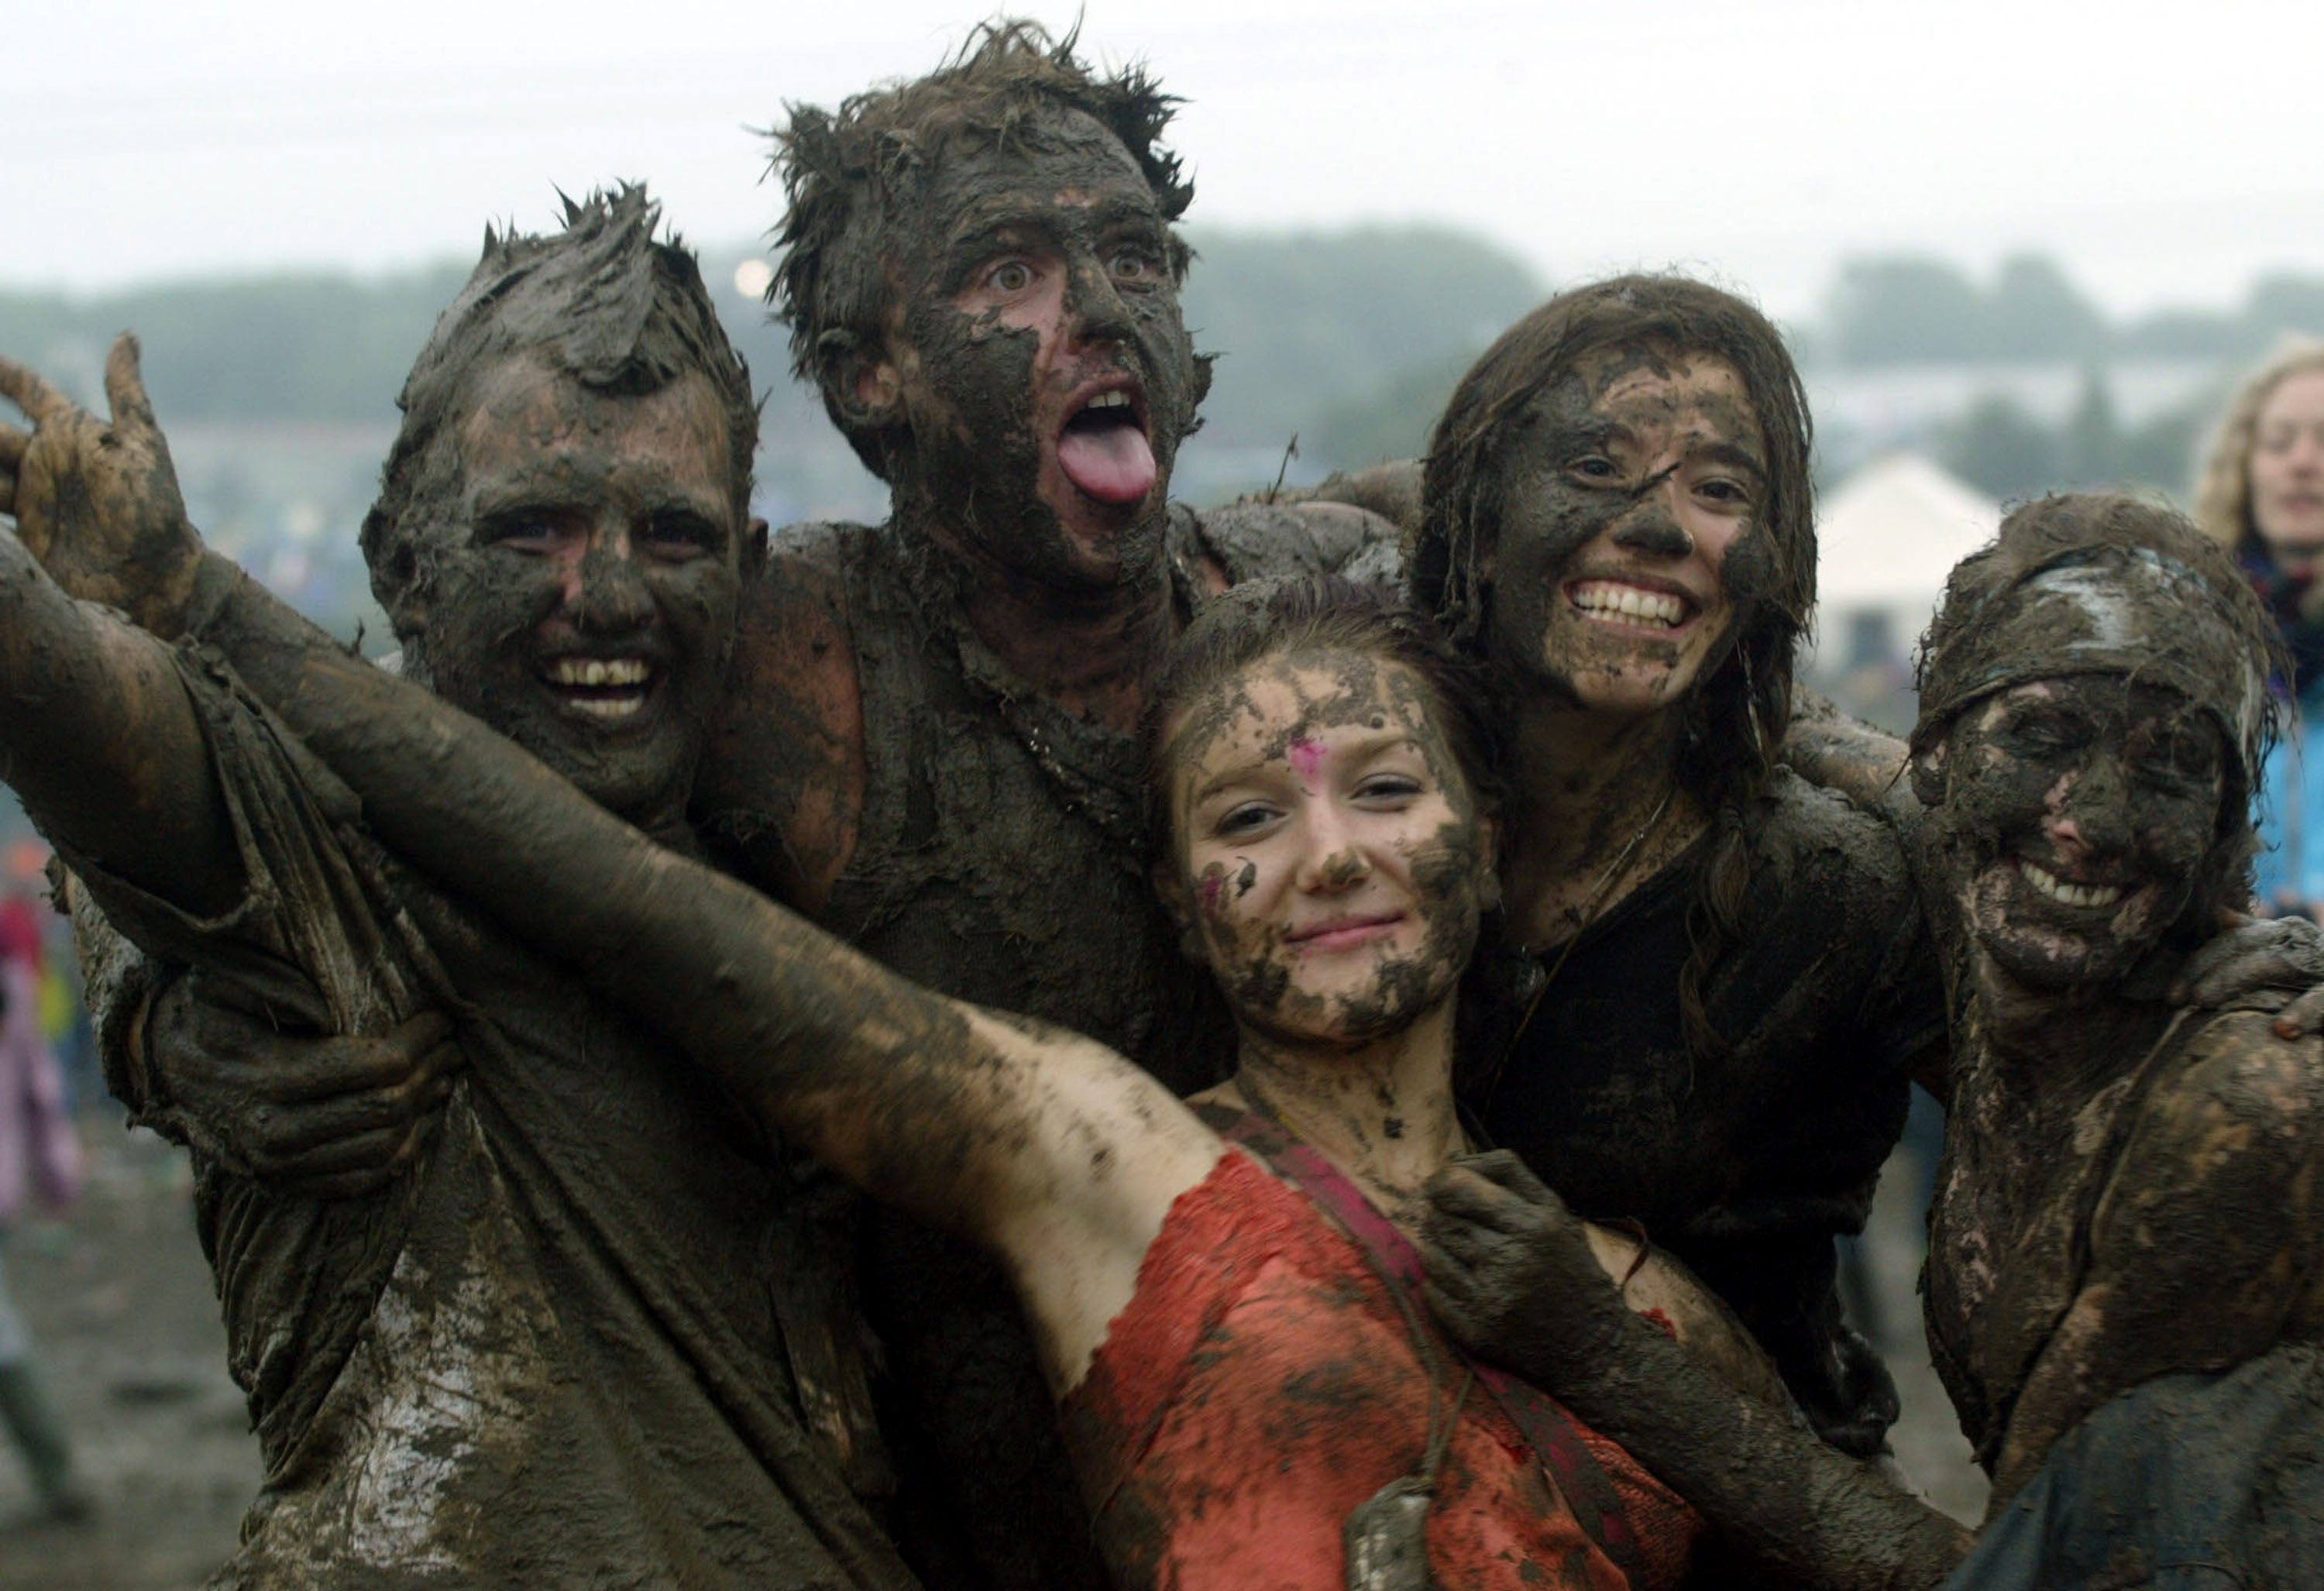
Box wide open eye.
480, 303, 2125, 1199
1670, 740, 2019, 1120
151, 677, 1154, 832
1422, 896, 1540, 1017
985, 259, 1034, 294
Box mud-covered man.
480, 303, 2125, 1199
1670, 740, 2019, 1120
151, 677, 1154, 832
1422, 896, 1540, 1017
94, 23, 1394, 1591
38, 191, 918, 1586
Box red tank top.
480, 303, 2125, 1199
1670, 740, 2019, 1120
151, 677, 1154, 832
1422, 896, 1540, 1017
1058, 1149, 1700, 1590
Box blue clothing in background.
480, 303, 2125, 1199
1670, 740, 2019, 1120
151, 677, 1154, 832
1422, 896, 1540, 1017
2256, 699, 2324, 909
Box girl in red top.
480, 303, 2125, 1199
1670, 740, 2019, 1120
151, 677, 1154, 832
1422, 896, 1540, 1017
4, 347, 1809, 1586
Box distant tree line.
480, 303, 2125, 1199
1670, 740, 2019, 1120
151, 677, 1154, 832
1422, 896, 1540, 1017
1822, 253, 2324, 368
4, 239, 2319, 503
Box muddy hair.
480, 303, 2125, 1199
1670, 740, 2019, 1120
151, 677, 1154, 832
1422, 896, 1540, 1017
1143, 576, 1506, 855
1914, 493, 2287, 936
2193, 338, 2324, 555
768, 18, 1195, 478
1411, 274, 1815, 1059
363, 184, 760, 640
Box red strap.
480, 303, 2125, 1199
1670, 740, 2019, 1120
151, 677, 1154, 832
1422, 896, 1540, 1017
1197, 1104, 1652, 1587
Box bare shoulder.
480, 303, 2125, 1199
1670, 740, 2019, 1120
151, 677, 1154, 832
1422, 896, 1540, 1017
691, 523, 868, 914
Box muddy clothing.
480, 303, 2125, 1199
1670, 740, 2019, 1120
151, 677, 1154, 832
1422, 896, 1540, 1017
692, 506, 1402, 1591
1466, 771, 1938, 1457
1941, 1343, 2324, 1590
64, 649, 913, 1590
1062, 1148, 1697, 1591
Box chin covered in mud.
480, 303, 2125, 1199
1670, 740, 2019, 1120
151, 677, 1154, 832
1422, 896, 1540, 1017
1906, 493, 2324, 1589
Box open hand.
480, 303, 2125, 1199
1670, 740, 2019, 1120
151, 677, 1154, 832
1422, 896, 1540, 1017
0, 334, 202, 637
1417, 1149, 1628, 1383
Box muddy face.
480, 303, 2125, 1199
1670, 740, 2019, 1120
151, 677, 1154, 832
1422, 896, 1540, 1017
1157, 651, 1490, 1046
1926, 678, 2226, 991
868, 106, 1202, 589
1483, 347, 1764, 716
2250, 368, 2324, 568
392, 354, 748, 825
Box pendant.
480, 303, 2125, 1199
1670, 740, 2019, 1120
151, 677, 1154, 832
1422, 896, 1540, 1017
1344, 1474, 1434, 1591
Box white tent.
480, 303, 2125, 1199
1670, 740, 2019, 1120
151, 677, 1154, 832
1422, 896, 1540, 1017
1810, 453, 2002, 673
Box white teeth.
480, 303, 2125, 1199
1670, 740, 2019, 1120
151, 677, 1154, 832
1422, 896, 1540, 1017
1570, 582, 1686, 627
548, 657, 650, 688
2020, 860, 2123, 909
1086, 391, 1131, 411
569, 697, 643, 721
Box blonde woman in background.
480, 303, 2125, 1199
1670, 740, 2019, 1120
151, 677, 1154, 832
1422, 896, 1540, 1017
2197, 340, 2324, 918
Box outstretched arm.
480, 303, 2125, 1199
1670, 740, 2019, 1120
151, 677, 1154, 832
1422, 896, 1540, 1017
0, 341, 1219, 1387
1422, 1152, 1970, 1591
0, 346, 237, 916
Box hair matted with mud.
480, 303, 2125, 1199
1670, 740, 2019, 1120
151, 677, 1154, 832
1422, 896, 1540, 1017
1411, 274, 1814, 1058
1914, 491, 2285, 933
768, 18, 1194, 477
1143, 576, 1505, 850
2192, 338, 2324, 555
363, 185, 759, 626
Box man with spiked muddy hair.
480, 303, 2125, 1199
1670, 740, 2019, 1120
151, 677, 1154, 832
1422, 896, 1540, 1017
102, 22, 1398, 1591
53, 187, 920, 1588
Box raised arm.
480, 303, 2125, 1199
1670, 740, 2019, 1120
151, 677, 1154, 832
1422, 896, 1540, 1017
0, 346, 238, 917
1, 340, 1219, 1386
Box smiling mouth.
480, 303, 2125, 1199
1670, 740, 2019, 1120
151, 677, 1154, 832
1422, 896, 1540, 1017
1567, 579, 1697, 631
1289, 912, 1404, 952
2017, 857, 2126, 909
1054, 386, 1155, 507
542, 655, 655, 722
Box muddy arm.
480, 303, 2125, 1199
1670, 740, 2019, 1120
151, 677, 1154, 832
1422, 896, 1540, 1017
1422, 1153, 1970, 1590
1266, 459, 1425, 534
0, 529, 238, 917
1989, 1019, 2324, 1508
1785, 688, 1913, 815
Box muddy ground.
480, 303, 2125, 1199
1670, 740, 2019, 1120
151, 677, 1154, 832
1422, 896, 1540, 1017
0, 1111, 1980, 1589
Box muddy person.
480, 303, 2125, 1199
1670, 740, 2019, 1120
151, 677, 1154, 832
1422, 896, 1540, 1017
0, 356, 1826, 1586
71, 22, 1397, 1590
1414, 494, 2324, 1589
12, 193, 920, 1587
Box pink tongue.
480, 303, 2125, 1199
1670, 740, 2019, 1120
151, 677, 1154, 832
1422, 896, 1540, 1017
1057, 423, 1157, 506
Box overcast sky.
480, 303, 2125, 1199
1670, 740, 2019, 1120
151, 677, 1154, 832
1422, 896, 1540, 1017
9, 0, 2322, 321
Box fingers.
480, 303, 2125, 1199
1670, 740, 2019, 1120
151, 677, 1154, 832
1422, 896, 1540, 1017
0, 352, 70, 426
1422, 1162, 1532, 1233
243, 1062, 453, 1159
2275, 984, 2324, 1041
185, 1007, 461, 1105
2171, 915, 2324, 1006
103, 334, 156, 432
1454, 1147, 1557, 1205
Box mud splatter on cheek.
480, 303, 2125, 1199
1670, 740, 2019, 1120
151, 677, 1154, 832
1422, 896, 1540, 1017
1196, 861, 1229, 916
1235, 860, 1257, 898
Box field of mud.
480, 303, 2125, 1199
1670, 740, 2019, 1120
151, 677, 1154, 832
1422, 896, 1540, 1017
0, 1111, 1979, 1588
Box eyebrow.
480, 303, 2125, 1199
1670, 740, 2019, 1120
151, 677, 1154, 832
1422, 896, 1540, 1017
1184, 728, 1423, 808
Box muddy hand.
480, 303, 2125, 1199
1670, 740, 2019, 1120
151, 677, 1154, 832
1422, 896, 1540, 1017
1418, 1149, 1626, 1384
0, 334, 202, 637
154, 979, 463, 1199
2168, 907, 2324, 1038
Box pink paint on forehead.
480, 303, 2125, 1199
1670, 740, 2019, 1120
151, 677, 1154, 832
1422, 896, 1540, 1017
1287, 737, 1326, 782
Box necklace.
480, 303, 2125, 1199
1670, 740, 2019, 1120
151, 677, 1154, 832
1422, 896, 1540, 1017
1485, 783, 1679, 1109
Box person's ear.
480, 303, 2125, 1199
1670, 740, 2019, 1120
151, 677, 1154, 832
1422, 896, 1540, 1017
1910, 739, 1948, 808
823, 329, 902, 433
1475, 812, 1503, 913
1152, 858, 1208, 966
